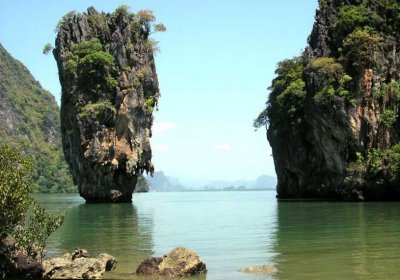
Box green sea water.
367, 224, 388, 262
35, 191, 400, 280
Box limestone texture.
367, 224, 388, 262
257, 0, 400, 200
53, 7, 160, 202
43, 249, 116, 279
136, 247, 207, 277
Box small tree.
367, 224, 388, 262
114, 4, 131, 16
154, 23, 167, 32
43, 43, 53, 55
0, 146, 33, 238
0, 146, 65, 262
137, 9, 156, 35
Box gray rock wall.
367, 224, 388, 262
265, 0, 400, 200
54, 7, 159, 202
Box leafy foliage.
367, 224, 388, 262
114, 4, 131, 16
368, 144, 400, 175
14, 203, 65, 261
0, 43, 75, 193
0, 146, 65, 262
145, 97, 155, 111
381, 109, 397, 128
137, 9, 156, 30
341, 27, 381, 69
379, 80, 400, 101
0, 146, 33, 237
64, 38, 118, 93
79, 101, 115, 120
255, 57, 305, 128
154, 23, 167, 32
335, 5, 383, 40
42, 43, 53, 55
308, 57, 344, 81
307, 57, 354, 104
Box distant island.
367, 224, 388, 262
145, 171, 277, 192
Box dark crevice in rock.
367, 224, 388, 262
54, 7, 159, 202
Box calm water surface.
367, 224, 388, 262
35, 191, 400, 280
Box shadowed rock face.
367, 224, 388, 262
54, 7, 159, 202
260, 0, 400, 200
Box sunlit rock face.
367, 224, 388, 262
259, 0, 400, 200
54, 7, 159, 202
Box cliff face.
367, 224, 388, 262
54, 7, 160, 202
257, 0, 400, 200
0, 43, 74, 193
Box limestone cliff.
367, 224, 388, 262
0, 43, 74, 193
256, 0, 400, 200
53, 6, 162, 202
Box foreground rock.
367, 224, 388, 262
0, 235, 44, 278
136, 247, 207, 277
239, 264, 278, 275
53, 6, 161, 202
43, 249, 116, 279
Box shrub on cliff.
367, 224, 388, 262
307, 58, 353, 104
0, 146, 65, 262
368, 144, 400, 176
64, 38, 118, 93
254, 57, 305, 129
341, 27, 381, 69
335, 5, 382, 39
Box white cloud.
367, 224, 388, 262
153, 144, 170, 153
213, 142, 232, 151
153, 121, 176, 135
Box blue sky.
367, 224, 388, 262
0, 0, 318, 181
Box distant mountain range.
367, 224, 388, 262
145, 172, 276, 192
145, 171, 185, 192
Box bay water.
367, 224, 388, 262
36, 191, 400, 280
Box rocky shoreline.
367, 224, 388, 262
1, 240, 210, 279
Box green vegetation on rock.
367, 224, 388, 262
145, 97, 155, 111
53, 6, 163, 202
64, 38, 118, 93
381, 109, 397, 128
0, 43, 75, 193
42, 43, 53, 55
254, 57, 305, 128
257, 0, 400, 200
368, 144, 400, 175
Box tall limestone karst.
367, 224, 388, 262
256, 0, 400, 200
0, 43, 74, 193
53, 6, 162, 202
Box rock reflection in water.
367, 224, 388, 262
45, 199, 153, 278
274, 201, 400, 280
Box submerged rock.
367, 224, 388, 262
53, 6, 161, 202
239, 264, 278, 275
43, 249, 116, 279
136, 247, 207, 277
